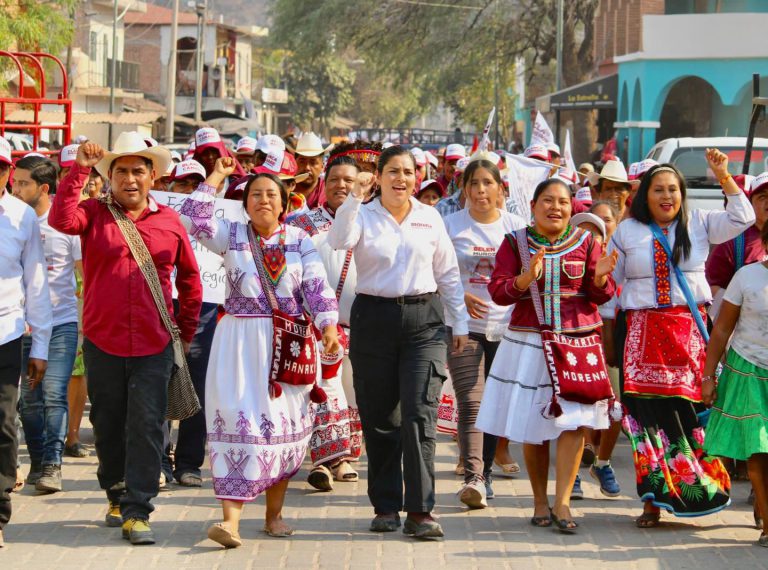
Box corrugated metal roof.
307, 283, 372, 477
6, 111, 162, 125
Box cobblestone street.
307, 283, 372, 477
2, 423, 766, 569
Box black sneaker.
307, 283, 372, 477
35, 464, 62, 493
403, 515, 444, 539
25, 462, 42, 485
485, 474, 495, 500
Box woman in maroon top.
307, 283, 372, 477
476, 178, 617, 533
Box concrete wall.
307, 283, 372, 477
640, 13, 768, 59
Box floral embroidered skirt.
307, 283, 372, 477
622, 395, 731, 516
704, 349, 768, 461
476, 330, 609, 445
310, 354, 363, 466
206, 315, 314, 501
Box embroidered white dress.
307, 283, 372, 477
290, 206, 363, 464
179, 185, 338, 500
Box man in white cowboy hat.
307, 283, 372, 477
49, 131, 203, 545
587, 159, 639, 220
291, 132, 334, 209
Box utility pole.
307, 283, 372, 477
165, 0, 179, 142
194, 0, 207, 124
493, 0, 500, 149
554, 0, 564, 143
108, 0, 118, 147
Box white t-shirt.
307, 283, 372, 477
723, 262, 768, 370
39, 210, 81, 326
444, 208, 527, 335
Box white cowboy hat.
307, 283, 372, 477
587, 159, 639, 189
291, 132, 334, 157
95, 131, 171, 178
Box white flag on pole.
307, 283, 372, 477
479, 107, 496, 151
505, 153, 553, 222
530, 111, 555, 148
559, 129, 578, 183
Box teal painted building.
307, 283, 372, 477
614, 3, 768, 162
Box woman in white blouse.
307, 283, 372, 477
609, 151, 755, 527
443, 156, 526, 509
328, 145, 469, 539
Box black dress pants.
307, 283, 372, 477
0, 338, 22, 531
83, 338, 173, 521
350, 294, 447, 514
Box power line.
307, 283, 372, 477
391, 0, 484, 10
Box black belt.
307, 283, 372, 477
358, 292, 435, 305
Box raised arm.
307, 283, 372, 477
703, 148, 756, 244
49, 143, 103, 235
178, 156, 235, 255
327, 172, 370, 250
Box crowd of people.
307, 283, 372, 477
0, 124, 767, 550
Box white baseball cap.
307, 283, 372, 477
749, 171, 768, 198
236, 136, 258, 155
455, 156, 471, 173
425, 151, 438, 168
628, 159, 658, 181
524, 145, 549, 161
171, 159, 207, 181
445, 144, 467, 161
546, 142, 561, 156
574, 186, 593, 202
0, 136, 12, 166
59, 144, 79, 167
410, 147, 426, 166
194, 128, 224, 153
572, 212, 606, 242
256, 134, 285, 155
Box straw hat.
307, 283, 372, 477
291, 132, 334, 157
586, 160, 639, 189
94, 131, 171, 178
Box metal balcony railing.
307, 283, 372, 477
106, 58, 140, 91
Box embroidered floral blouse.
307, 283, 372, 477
489, 226, 615, 334
178, 183, 339, 331
609, 191, 755, 310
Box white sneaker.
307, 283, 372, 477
459, 476, 487, 509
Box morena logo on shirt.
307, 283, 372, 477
410, 222, 433, 230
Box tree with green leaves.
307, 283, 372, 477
0, 0, 75, 89
282, 50, 355, 130
0, 0, 74, 53
270, 0, 600, 158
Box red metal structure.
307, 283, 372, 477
0, 51, 72, 157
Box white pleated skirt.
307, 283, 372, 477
206, 315, 313, 501
476, 330, 609, 445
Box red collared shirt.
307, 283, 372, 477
49, 164, 202, 357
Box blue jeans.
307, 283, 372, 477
20, 322, 79, 466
